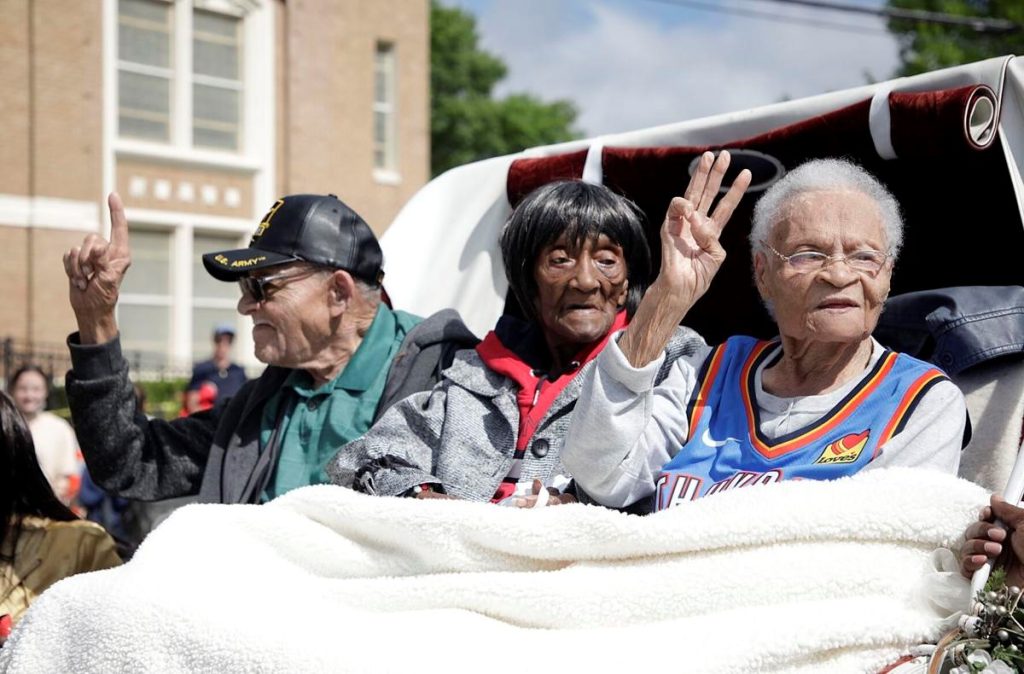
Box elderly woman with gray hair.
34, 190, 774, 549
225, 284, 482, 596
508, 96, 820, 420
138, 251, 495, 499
561, 157, 968, 511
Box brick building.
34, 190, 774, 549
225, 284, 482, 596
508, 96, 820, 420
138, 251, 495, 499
0, 0, 429, 374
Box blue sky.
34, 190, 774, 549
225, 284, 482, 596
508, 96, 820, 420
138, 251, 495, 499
440, 0, 903, 136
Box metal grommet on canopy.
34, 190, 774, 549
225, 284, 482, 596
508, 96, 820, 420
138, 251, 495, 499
688, 148, 785, 194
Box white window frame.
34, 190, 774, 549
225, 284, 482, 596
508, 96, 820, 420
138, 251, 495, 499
372, 41, 400, 183
117, 209, 257, 371
113, 0, 268, 166
117, 0, 175, 143
191, 228, 248, 360
191, 7, 244, 151
116, 222, 179, 369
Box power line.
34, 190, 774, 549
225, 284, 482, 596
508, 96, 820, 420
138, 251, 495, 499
750, 0, 1021, 33
640, 0, 1021, 35
640, 0, 891, 36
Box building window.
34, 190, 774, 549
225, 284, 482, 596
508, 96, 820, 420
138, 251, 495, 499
191, 232, 243, 361
117, 0, 245, 152
192, 10, 243, 150
373, 42, 396, 171
117, 0, 173, 142
119, 228, 174, 362
117, 228, 247, 370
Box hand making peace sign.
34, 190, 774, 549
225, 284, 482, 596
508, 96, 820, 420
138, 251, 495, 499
619, 150, 752, 368
658, 150, 752, 309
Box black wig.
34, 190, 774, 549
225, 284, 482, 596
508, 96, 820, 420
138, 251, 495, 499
499, 180, 652, 322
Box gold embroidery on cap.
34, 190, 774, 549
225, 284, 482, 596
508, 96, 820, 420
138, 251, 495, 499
253, 199, 284, 240
229, 256, 267, 268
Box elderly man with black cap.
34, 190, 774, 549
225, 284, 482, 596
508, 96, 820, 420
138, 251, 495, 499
61, 193, 474, 504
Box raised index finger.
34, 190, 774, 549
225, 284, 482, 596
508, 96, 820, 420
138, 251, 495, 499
107, 192, 130, 253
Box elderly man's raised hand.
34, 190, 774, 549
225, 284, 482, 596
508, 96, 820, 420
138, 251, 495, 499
659, 151, 752, 309
63, 193, 133, 344
961, 495, 1024, 589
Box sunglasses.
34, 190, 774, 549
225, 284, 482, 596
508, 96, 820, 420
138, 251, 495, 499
238, 267, 322, 303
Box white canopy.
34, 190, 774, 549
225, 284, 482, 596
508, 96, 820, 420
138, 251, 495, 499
381, 55, 1024, 337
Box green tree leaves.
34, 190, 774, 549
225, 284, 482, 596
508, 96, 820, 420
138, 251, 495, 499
430, 2, 580, 176
888, 0, 1024, 76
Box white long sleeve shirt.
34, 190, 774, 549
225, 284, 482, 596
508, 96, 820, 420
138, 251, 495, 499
561, 334, 966, 508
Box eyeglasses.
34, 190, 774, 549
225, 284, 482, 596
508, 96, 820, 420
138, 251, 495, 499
761, 242, 890, 275
238, 267, 322, 303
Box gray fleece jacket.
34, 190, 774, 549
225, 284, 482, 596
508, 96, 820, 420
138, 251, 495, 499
327, 325, 705, 501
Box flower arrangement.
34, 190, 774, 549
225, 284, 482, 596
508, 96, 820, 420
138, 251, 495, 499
934, 569, 1024, 673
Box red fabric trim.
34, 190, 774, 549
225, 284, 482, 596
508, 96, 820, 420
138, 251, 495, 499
492, 481, 516, 502
506, 149, 589, 208
876, 655, 917, 674
890, 84, 998, 157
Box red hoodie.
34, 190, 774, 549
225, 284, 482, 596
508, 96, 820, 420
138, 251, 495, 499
475, 311, 629, 501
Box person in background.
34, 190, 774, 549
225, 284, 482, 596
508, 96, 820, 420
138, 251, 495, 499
183, 324, 247, 415
0, 391, 120, 638
9, 366, 82, 507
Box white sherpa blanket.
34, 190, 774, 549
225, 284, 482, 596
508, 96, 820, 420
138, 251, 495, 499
0, 468, 988, 674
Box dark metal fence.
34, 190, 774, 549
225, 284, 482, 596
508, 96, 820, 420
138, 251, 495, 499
0, 337, 192, 388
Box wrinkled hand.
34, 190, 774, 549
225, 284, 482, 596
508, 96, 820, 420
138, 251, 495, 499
961, 495, 1024, 588
63, 193, 132, 342
511, 479, 578, 508
657, 150, 751, 308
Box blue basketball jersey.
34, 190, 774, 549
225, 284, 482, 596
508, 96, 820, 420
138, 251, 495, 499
655, 336, 950, 511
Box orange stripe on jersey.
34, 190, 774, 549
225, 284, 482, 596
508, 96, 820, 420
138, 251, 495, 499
876, 369, 947, 450
744, 348, 900, 460
687, 344, 728, 438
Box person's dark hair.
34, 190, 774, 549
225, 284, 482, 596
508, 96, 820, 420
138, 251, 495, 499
500, 181, 652, 321
0, 391, 76, 560
9, 364, 49, 394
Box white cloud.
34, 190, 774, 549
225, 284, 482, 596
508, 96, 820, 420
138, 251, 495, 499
470, 0, 901, 136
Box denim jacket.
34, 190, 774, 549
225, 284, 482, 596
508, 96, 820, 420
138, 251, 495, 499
874, 286, 1024, 375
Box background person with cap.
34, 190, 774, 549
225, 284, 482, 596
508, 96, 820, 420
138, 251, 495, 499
59, 192, 473, 505
183, 324, 247, 415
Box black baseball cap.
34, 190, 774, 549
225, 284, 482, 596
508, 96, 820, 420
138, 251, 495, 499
202, 194, 384, 284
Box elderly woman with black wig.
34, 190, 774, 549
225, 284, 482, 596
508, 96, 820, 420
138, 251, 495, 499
0, 392, 120, 637
329, 155, 750, 504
